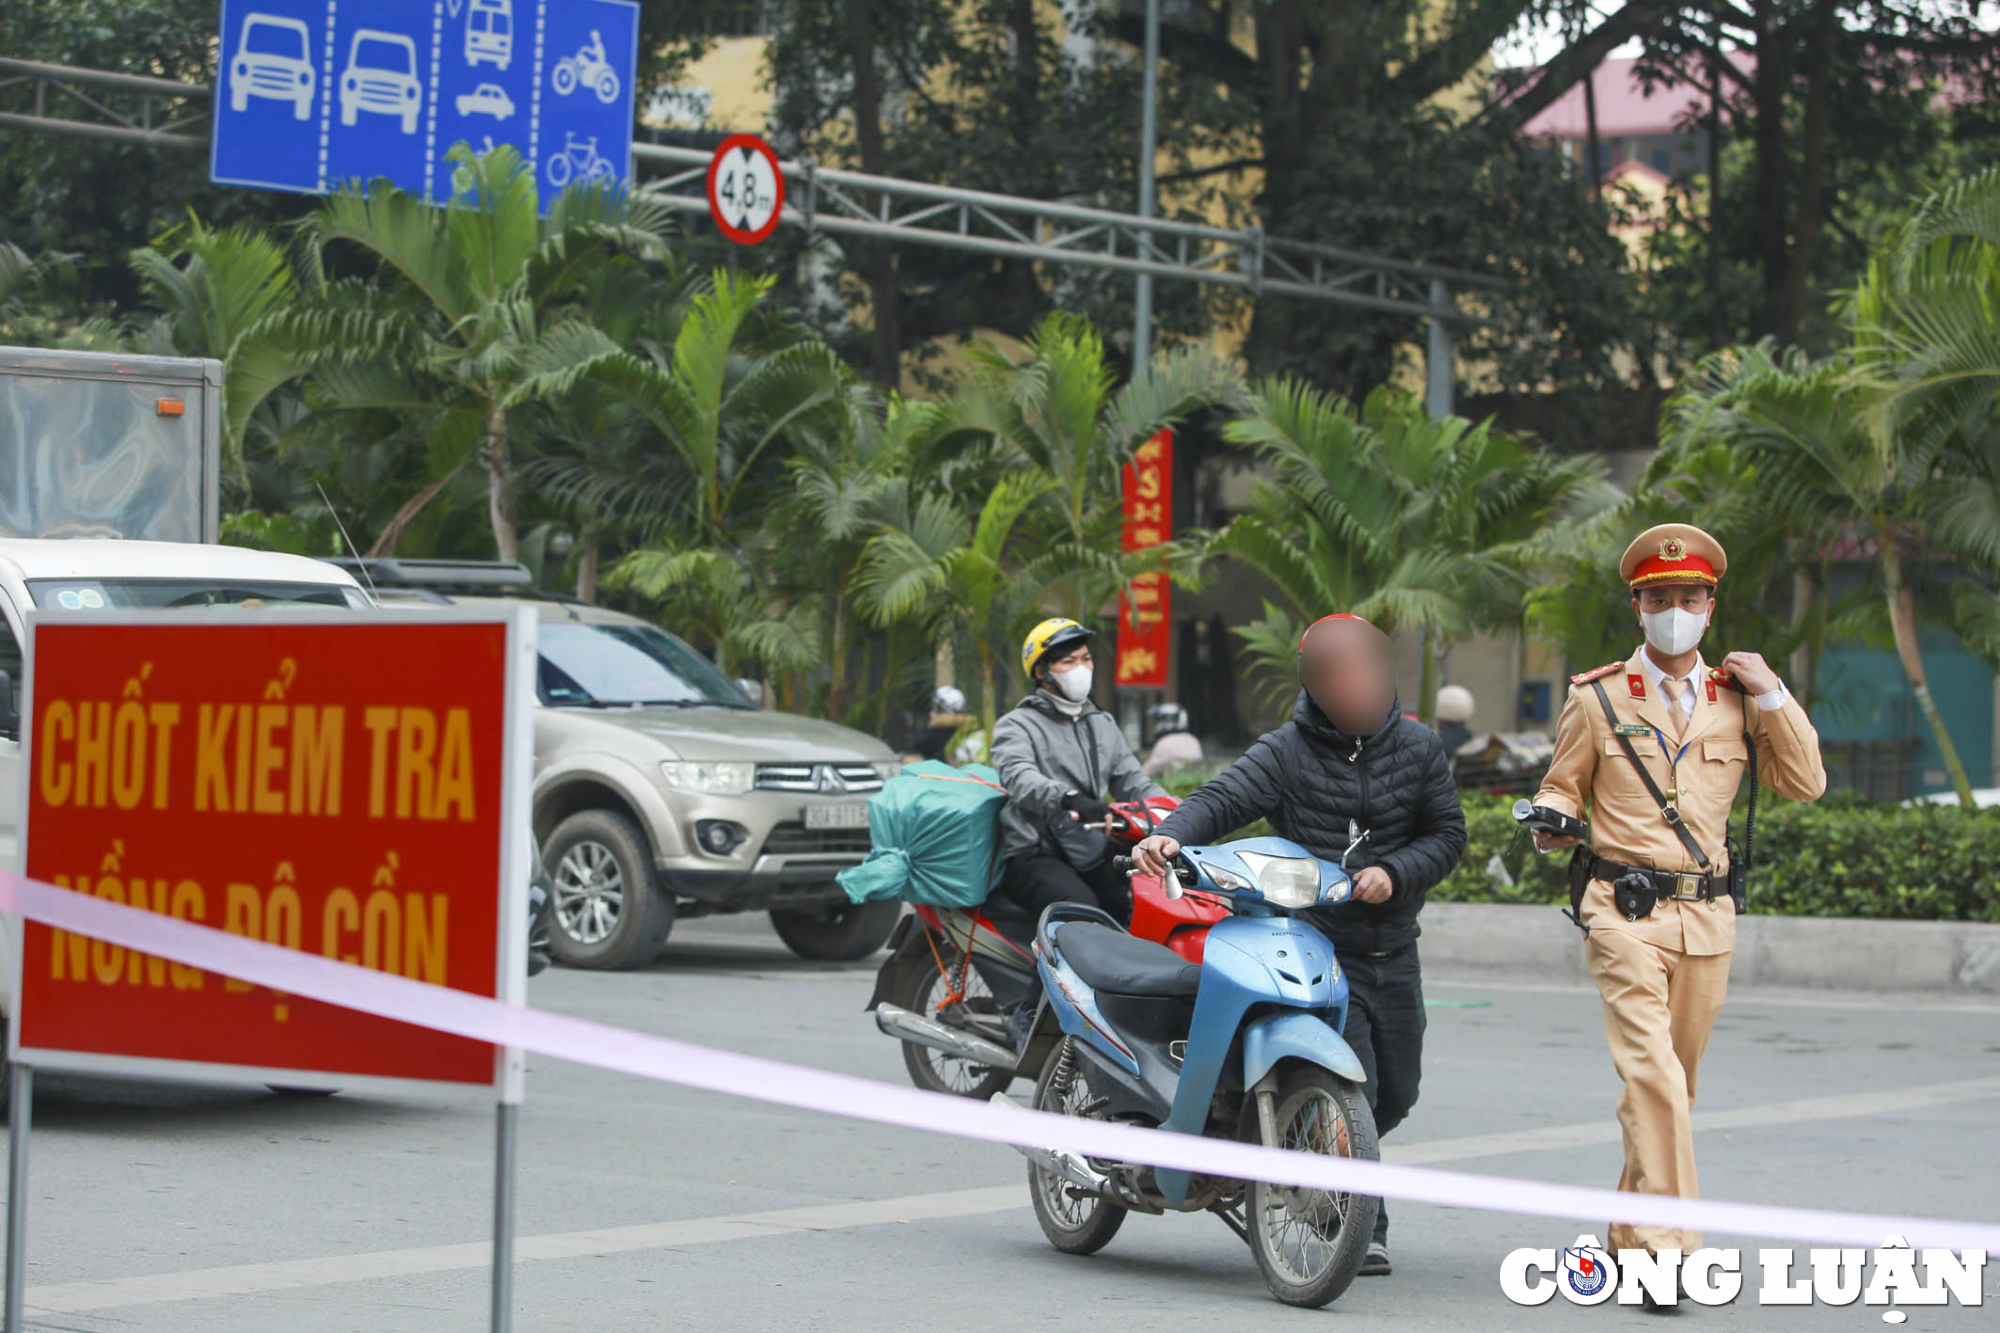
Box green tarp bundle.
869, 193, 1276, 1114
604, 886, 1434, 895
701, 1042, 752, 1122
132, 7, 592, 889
837, 760, 1007, 908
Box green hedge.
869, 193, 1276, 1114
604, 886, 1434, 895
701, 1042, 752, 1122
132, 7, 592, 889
1162, 773, 2000, 921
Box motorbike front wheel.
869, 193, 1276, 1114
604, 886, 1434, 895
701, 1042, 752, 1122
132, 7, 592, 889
1027, 1041, 1125, 1255
1245, 1065, 1378, 1308
898, 949, 1012, 1100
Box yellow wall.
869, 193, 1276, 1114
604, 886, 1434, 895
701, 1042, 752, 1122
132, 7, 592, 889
657, 36, 773, 130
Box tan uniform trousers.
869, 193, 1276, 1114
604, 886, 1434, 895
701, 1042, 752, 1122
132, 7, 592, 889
1585, 926, 1730, 1254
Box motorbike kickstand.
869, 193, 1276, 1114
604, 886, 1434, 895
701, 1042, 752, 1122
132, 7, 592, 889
1211, 1202, 1250, 1247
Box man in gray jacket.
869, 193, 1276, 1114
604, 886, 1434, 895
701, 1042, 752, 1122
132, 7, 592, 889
990, 617, 1166, 926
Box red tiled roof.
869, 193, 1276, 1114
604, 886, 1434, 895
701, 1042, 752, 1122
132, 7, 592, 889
1520, 55, 1752, 139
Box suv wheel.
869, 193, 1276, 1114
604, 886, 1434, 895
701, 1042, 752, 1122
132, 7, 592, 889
769, 899, 901, 962
545, 809, 675, 969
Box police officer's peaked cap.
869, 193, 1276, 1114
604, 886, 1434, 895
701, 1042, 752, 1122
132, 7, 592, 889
1619, 523, 1727, 590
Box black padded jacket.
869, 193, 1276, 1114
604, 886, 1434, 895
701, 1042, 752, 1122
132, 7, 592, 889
1154, 691, 1467, 955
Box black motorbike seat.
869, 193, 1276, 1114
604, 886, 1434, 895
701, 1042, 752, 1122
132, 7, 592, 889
1056, 922, 1202, 998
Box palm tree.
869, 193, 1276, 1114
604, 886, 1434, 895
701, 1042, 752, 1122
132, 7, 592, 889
130, 218, 304, 498
1663, 171, 2000, 807
948, 313, 1241, 638
1212, 382, 1600, 720
582, 269, 853, 553
231, 143, 679, 558
1527, 427, 1854, 704
515, 257, 706, 598
600, 271, 871, 702
962, 314, 1241, 545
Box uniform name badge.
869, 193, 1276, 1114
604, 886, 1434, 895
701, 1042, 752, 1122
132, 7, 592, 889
1613, 723, 1652, 737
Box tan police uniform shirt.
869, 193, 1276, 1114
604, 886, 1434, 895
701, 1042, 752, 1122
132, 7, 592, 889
1534, 645, 1828, 955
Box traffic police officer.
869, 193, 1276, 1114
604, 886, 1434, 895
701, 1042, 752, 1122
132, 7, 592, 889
1531, 523, 1826, 1282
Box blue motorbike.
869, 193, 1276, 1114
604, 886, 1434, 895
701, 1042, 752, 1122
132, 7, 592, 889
1007, 837, 1379, 1308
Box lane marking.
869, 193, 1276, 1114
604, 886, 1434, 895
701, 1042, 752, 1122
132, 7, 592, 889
316, 0, 337, 191
1425, 974, 2000, 1014
27, 1186, 1020, 1314
29, 1076, 2000, 1314
1385, 1075, 2000, 1165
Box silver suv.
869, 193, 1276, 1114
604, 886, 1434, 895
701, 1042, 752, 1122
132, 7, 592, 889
333, 560, 901, 968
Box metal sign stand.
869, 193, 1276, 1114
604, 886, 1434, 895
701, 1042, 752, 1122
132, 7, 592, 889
491, 1097, 518, 1333
0, 1060, 521, 1333
5, 1062, 33, 1333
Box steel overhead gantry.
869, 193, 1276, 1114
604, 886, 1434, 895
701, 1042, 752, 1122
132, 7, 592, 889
0, 58, 1504, 414
0, 58, 209, 150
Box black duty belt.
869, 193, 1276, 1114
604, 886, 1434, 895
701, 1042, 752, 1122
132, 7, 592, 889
1586, 854, 1725, 903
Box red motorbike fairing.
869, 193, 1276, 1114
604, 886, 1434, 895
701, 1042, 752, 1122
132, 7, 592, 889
913, 797, 1226, 968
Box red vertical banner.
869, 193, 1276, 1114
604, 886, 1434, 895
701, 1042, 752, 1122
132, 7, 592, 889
1116, 430, 1173, 688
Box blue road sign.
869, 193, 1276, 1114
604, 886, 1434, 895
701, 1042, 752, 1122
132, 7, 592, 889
211, 0, 637, 211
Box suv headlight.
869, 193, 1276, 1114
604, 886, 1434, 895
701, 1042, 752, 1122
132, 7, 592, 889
874, 761, 902, 782
1237, 852, 1321, 910
660, 761, 754, 796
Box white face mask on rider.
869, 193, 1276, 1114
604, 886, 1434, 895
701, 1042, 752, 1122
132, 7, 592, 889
1641, 606, 1709, 657
1051, 665, 1094, 702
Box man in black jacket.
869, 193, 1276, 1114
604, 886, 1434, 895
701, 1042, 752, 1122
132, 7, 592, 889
1132, 614, 1466, 1278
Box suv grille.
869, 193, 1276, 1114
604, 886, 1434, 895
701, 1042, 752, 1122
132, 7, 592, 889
762, 824, 872, 855
754, 763, 883, 794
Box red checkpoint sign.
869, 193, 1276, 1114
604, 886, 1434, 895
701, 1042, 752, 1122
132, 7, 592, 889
1116, 430, 1173, 688
707, 133, 785, 246
12, 612, 532, 1091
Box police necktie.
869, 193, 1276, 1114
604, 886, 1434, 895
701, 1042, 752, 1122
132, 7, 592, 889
1659, 678, 1686, 740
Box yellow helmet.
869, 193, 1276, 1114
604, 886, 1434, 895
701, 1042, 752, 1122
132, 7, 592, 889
1020, 617, 1094, 681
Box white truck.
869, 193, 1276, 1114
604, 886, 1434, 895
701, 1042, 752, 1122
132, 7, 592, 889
0, 348, 372, 1092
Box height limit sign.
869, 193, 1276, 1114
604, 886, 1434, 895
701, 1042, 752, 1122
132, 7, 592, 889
707, 134, 784, 245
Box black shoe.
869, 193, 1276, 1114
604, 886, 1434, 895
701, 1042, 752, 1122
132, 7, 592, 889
1640, 1273, 1685, 1315
1360, 1240, 1391, 1276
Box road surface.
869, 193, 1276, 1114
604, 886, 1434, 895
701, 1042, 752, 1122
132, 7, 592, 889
12, 913, 1997, 1330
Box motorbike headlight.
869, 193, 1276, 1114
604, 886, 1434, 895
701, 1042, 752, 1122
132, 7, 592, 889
874, 761, 902, 782
1237, 853, 1322, 910
659, 761, 754, 796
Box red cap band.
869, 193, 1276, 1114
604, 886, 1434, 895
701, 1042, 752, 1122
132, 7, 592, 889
1298, 613, 1373, 651
1628, 553, 1718, 588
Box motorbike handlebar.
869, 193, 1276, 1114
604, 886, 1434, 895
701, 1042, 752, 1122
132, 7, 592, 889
1111, 853, 1193, 899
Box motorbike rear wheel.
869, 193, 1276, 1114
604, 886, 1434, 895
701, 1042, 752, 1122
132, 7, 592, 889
1027, 1041, 1125, 1255
898, 949, 1012, 1099
1245, 1065, 1378, 1308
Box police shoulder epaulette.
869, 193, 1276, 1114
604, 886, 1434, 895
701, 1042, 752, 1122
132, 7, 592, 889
1708, 667, 1745, 693
1569, 662, 1623, 685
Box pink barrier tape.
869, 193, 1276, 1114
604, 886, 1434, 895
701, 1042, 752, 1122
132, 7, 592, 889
6, 870, 1997, 1252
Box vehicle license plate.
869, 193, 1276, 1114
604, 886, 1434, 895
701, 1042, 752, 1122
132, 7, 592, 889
804, 802, 871, 830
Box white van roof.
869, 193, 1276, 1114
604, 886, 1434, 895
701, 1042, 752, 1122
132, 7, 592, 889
0, 539, 365, 589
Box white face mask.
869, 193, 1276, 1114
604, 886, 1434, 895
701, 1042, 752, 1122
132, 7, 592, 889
1051, 666, 1094, 702
1641, 607, 1709, 657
